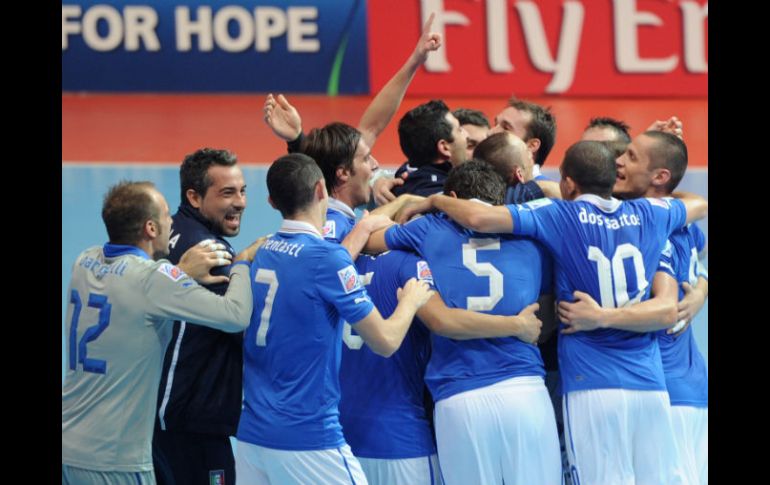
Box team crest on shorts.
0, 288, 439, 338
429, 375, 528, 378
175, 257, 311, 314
209, 469, 225, 485
323, 220, 336, 238
337, 265, 362, 293
417, 260, 434, 284
157, 263, 186, 282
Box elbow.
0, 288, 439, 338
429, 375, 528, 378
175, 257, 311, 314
370, 340, 397, 358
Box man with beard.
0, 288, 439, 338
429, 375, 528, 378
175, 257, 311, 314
153, 148, 248, 485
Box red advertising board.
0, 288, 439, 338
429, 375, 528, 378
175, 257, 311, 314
368, 0, 708, 96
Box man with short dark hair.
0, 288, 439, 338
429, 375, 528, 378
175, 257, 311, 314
391, 99, 468, 197
490, 97, 557, 181
235, 153, 433, 485
153, 148, 248, 485
608, 131, 709, 485
63, 181, 257, 485
453, 107, 490, 160
398, 140, 708, 485
364, 161, 559, 485
582, 117, 632, 144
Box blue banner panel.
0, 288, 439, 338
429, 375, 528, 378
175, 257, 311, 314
62, 0, 369, 93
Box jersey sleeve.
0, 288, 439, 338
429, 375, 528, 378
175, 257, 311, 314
506, 198, 556, 240
656, 239, 677, 279
646, 197, 687, 236
315, 245, 376, 324
384, 215, 433, 253
142, 261, 253, 332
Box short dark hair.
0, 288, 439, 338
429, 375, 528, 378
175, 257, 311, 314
102, 181, 159, 245
301, 122, 361, 195
586, 117, 632, 144
444, 160, 505, 205
453, 108, 490, 128
561, 141, 616, 198
472, 132, 527, 185
600, 140, 630, 159
642, 131, 688, 193
180, 148, 238, 204
267, 153, 324, 218
508, 97, 556, 167
398, 100, 453, 167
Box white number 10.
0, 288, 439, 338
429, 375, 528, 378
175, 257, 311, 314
587, 243, 648, 308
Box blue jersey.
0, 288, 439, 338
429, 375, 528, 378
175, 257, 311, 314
339, 251, 436, 459
323, 198, 357, 244
237, 220, 375, 450
656, 224, 708, 407
507, 195, 687, 394
385, 210, 552, 402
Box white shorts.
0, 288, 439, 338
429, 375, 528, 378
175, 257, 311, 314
357, 455, 441, 485
61, 465, 155, 485
234, 440, 368, 485
563, 388, 687, 485
434, 376, 561, 485
671, 405, 708, 485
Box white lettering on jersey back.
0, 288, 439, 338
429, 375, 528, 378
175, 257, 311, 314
578, 207, 641, 230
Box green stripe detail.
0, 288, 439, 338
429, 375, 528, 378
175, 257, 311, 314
327, 33, 350, 96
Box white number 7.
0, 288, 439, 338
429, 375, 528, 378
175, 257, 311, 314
255, 269, 278, 347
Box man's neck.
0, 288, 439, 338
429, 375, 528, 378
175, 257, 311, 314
289, 209, 325, 234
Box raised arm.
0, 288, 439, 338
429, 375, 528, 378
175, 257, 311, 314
357, 13, 442, 149
558, 272, 678, 334
417, 293, 542, 343
263, 93, 302, 143
352, 278, 434, 357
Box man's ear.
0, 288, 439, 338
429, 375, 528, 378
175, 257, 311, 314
650, 167, 672, 189
437, 139, 451, 160
186, 189, 203, 209
526, 138, 541, 155
513, 166, 525, 184
315, 179, 327, 201
336, 166, 349, 185
143, 219, 158, 239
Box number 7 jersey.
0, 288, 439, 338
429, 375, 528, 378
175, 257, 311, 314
507, 195, 687, 394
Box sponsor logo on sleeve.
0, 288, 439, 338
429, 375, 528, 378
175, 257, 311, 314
323, 220, 336, 239
158, 263, 187, 282
337, 265, 362, 294
416, 260, 434, 284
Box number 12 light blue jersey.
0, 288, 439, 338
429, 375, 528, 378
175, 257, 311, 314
507, 195, 687, 394
237, 220, 375, 451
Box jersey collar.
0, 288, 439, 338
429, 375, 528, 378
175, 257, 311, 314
279, 220, 323, 239
103, 243, 151, 259
575, 194, 623, 213
328, 197, 357, 219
